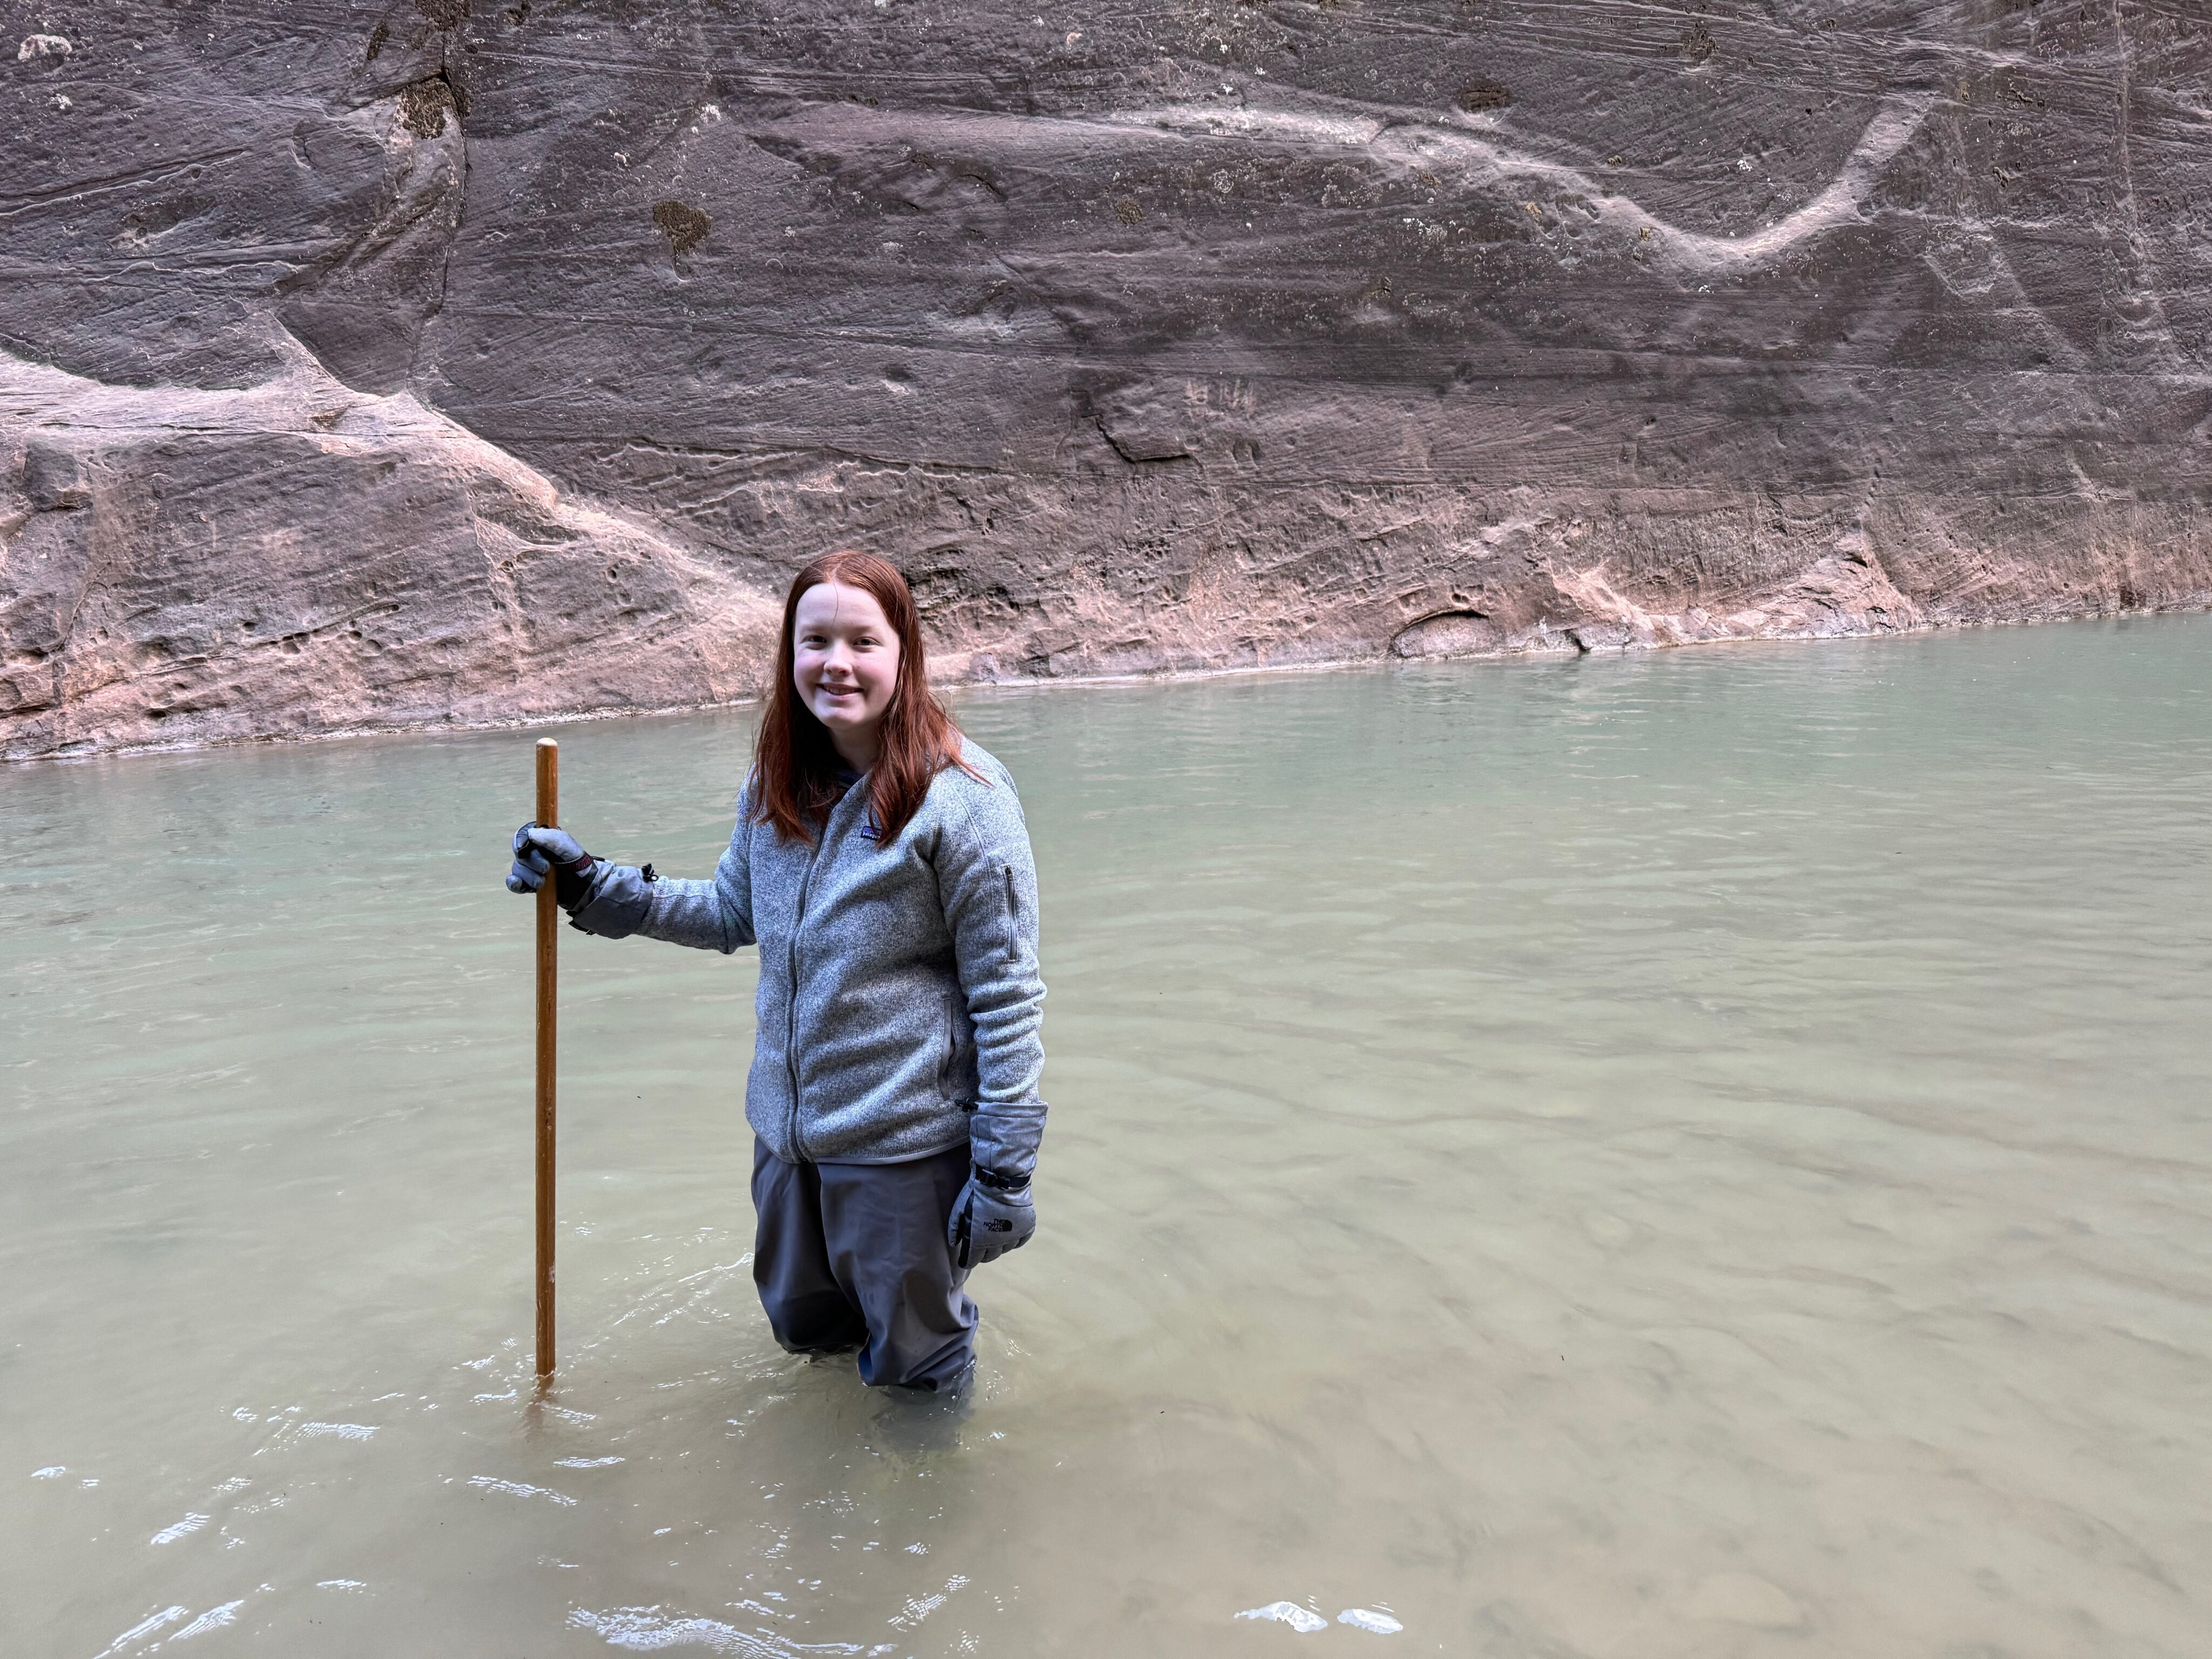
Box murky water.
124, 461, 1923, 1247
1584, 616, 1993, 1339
5, 618, 2211, 1658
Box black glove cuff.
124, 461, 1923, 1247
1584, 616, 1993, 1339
551, 854, 598, 912
972, 1164, 1028, 1193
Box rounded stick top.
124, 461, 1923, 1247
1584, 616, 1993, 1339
535, 738, 558, 824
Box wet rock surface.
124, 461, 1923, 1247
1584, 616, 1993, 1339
3, 0, 2208, 756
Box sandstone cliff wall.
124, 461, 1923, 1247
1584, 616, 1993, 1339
3, 1, 2208, 758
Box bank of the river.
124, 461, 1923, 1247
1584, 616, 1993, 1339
9, 602, 2209, 765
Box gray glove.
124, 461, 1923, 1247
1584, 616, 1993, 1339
949, 1166, 1036, 1271
507, 823, 596, 909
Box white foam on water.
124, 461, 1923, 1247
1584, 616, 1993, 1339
31, 1465, 65, 1479
92, 1605, 186, 1656
297, 1422, 377, 1440
888, 1592, 946, 1630
151, 1513, 211, 1545
568, 1604, 857, 1655
172, 1599, 245, 1640
1236, 1602, 1328, 1633
1339, 1608, 1404, 1634
557, 1456, 627, 1468
316, 1580, 368, 1590
469, 1475, 578, 1506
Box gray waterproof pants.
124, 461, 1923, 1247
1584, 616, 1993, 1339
750, 1137, 977, 1392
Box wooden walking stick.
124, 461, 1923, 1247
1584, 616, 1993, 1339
535, 738, 558, 1385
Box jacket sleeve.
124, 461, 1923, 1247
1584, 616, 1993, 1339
940, 766, 1048, 1182
567, 788, 757, 955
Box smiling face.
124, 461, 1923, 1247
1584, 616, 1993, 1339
792, 579, 903, 769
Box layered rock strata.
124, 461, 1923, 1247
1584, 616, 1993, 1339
3, 1, 2207, 757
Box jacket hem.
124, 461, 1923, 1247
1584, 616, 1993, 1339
751, 1125, 974, 1168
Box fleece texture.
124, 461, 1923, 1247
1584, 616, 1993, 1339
569, 739, 1046, 1171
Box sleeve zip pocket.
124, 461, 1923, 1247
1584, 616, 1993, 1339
939, 989, 961, 1098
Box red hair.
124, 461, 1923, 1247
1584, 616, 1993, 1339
751, 551, 975, 845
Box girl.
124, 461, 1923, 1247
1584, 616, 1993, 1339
505, 552, 1046, 1395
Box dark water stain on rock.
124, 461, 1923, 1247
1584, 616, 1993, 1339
652, 200, 711, 255
1456, 79, 1512, 113
398, 77, 456, 138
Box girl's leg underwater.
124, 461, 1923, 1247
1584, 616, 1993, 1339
750, 1138, 979, 1393
750, 1145, 869, 1357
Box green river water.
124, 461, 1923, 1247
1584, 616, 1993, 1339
4, 618, 2210, 1657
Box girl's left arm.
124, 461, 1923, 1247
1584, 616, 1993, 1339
941, 775, 1048, 1183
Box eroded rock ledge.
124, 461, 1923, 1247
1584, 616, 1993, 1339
3, 2, 2208, 758
0, 347, 780, 756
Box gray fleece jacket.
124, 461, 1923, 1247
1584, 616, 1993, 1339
566, 739, 1046, 1174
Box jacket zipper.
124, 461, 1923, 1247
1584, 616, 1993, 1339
784, 828, 827, 1162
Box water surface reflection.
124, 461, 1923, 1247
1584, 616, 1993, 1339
4, 618, 2209, 1656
